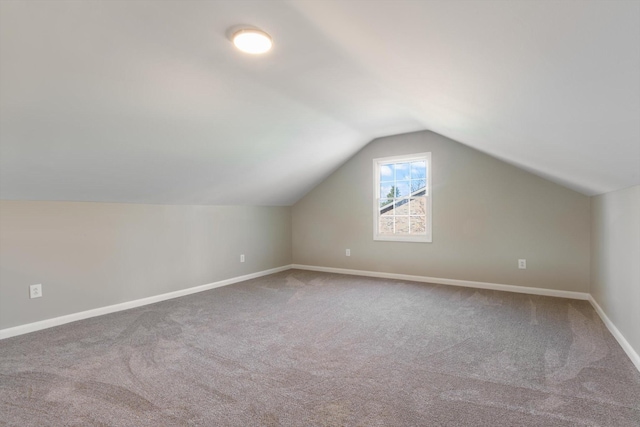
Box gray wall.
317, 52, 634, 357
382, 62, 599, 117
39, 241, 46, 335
0, 201, 292, 330
590, 185, 640, 356
292, 130, 591, 292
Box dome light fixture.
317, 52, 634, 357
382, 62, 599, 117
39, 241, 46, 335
232, 28, 272, 54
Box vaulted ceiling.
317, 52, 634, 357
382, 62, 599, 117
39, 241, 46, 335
1, 1, 638, 205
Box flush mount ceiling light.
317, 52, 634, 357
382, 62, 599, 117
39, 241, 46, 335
232, 28, 272, 54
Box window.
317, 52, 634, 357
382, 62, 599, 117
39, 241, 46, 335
373, 152, 432, 242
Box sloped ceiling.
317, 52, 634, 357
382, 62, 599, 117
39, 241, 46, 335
1, 0, 638, 205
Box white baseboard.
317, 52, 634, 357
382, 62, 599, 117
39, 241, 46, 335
0, 265, 292, 340
291, 264, 590, 300
3, 263, 638, 374
588, 295, 640, 372
292, 264, 640, 373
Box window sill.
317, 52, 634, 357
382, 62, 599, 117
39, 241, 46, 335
373, 234, 432, 243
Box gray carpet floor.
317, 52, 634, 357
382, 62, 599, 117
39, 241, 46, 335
1, 270, 639, 426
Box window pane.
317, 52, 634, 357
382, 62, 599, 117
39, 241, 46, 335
411, 178, 426, 193
411, 161, 426, 179
379, 217, 394, 234
380, 199, 394, 215
410, 197, 426, 215
379, 164, 394, 182
380, 183, 395, 199
395, 162, 410, 180
410, 216, 426, 233
395, 216, 410, 234
396, 181, 410, 197
394, 198, 410, 215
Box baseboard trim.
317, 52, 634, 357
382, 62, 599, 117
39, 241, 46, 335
292, 264, 640, 373
3, 264, 638, 373
588, 295, 640, 372
0, 265, 292, 340
291, 264, 590, 300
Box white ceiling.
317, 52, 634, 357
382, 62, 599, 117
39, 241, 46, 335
1, 0, 638, 205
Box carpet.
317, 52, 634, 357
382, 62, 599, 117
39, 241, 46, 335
1, 270, 639, 426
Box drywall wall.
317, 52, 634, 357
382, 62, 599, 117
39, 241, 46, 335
590, 185, 640, 358
292, 130, 591, 292
0, 201, 291, 330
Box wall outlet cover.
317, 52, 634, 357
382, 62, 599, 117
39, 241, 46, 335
30, 284, 42, 299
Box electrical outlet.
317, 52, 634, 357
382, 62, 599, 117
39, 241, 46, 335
346, 249, 351, 256
518, 259, 526, 269
240, 254, 245, 263
30, 284, 42, 299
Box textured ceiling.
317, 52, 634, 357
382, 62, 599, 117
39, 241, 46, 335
1, 0, 638, 205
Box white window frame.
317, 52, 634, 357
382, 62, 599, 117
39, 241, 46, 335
373, 152, 432, 243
